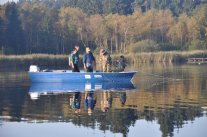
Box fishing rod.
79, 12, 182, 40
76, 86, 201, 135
138, 69, 183, 81
137, 69, 185, 90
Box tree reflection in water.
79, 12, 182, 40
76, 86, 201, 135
0, 65, 207, 137
0, 89, 204, 137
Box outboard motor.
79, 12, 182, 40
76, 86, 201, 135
29, 65, 40, 72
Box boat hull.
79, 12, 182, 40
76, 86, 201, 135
28, 81, 135, 100
29, 71, 137, 83
29, 81, 135, 93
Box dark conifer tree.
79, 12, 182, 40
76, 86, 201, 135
5, 2, 25, 54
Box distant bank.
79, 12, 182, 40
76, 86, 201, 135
0, 50, 207, 68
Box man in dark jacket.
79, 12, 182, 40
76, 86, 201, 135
83, 47, 96, 72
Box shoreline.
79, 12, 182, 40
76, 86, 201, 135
0, 50, 207, 67
124, 50, 207, 64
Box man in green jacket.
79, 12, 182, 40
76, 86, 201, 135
71, 48, 80, 72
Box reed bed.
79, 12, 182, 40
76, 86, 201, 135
123, 50, 207, 64
0, 54, 69, 67
0, 50, 207, 67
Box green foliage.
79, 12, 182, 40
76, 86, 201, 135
0, 1, 207, 54
129, 40, 160, 53
103, 0, 134, 15
158, 43, 179, 51
0, 17, 3, 47
134, 0, 202, 16
188, 39, 206, 50
5, 2, 24, 54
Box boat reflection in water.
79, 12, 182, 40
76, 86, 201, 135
29, 81, 135, 100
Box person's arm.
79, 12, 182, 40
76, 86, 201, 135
68, 56, 71, 67
84, 64, 86, 70
71, 54, 74, 68
83, 54, 87, 70
92, 53, 96, 66
84, 93, 88, 108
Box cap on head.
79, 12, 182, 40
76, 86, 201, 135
73, 48, 77, 53
101, 49, 107, 55
99, 49, 104, 54
120, 55, 124, 58
75, 45, 79, 50
73, 47, 77, 51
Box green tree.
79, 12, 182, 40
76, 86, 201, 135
193, 4, 207, 45
19, 2, 59, 53
5, 2, 24, 54
133, 0, 202, 15
167, 14, 189, 49
103, 0, 134, 15
76, 0, 103, 15
105, 14, 122, 53
58, 7, 88, 53
89, 15, 107, 48
0, 17, 4, 50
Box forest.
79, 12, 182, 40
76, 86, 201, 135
0, 0, 207, 54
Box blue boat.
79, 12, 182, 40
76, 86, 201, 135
28, 66, 137, 83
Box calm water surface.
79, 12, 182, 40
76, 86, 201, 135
0, 64, 207, 137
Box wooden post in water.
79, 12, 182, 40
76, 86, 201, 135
0, 46, 4, 56
0, 48, 1, 56
187, 58, 207, 64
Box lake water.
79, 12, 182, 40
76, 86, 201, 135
0, 64, 207, 137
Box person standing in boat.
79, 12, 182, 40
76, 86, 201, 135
118, 55, 126, 71
83, 47, 96, 72
69, 45, 80, 69
101, 49, 112, 72
97, 48, 104, 71
71, 48, 80, 72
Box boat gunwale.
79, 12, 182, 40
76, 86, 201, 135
28, 70, 137, 74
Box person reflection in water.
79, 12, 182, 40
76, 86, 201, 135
70, 92, 81, 114
85, 91, 96, 115
119, 92, 127, 107
101, 91, 112, 112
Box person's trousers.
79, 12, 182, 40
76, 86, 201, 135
72, 64, 80, 72
86, 67, 93, 72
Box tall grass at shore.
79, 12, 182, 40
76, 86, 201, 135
123, 50, 207, 64
0, 54, 69, 68
0, 50, 207, 68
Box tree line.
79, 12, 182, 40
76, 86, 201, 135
0, 0, 207, 54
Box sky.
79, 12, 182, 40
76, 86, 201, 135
0, 0, 18, 5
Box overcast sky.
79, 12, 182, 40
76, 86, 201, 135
0, 0, 19, 5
